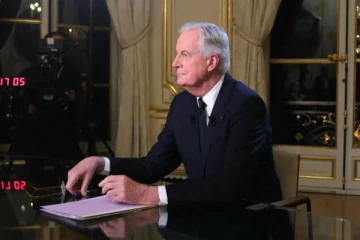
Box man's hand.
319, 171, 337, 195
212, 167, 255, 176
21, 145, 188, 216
98, 208, 160, 238
66, 156, 105, 196
99, 175, 160, 205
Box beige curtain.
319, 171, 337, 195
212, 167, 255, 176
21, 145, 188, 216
106, 0, 151, 157
231, 0, 281, 106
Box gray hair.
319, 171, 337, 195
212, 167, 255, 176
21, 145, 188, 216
179, 22, 230, 73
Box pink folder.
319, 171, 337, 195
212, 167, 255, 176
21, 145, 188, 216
41, 195, 155, 220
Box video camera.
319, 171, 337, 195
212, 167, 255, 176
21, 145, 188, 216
37, 38, 69, 67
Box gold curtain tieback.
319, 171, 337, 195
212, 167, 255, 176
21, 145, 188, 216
121, 21, 151, 50
233, 22, 262, 47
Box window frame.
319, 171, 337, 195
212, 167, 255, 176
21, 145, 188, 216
0, 0, 117, 155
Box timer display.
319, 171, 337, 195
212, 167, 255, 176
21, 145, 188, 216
0, 77, 26, 87
0, 180, 26, 191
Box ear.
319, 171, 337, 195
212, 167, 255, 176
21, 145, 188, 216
207, 54, 220, 72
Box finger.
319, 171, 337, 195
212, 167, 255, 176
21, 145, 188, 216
99, 223, 112, 235
101, 221, 113, 230
99, 175, 114, 187
66, 173, 79, 193
112, 195, 125, 203
99, 223, 106, 232
80, 174, 91, 196
101, 182, 116, 194
98, 179, 105, 187
108, 219, 123, 228
99, 222, 108, 229
105, 189, 118, 199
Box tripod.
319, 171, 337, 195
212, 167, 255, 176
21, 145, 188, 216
85, 0, 114, 157
82, 83, 114, 157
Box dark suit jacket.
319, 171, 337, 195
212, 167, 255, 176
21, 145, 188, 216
109, 73, 283, 205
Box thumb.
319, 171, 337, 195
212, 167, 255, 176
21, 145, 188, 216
81, 174, 91, 196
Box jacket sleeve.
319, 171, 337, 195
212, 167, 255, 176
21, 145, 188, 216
108, 96, 182, 184
165, 95, 278, 205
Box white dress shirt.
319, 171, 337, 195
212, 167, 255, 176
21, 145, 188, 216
99, 74, 225, 222
197, 74, 224, 125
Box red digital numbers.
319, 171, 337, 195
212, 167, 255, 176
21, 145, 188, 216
12, 77, 25, 86
0, 180, 26, 191
0, 77, 26, 87
0, 77, 10, 86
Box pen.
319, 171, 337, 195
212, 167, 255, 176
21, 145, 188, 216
71, 189, 98, 198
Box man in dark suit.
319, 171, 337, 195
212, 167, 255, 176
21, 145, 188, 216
66, 22, 283, 206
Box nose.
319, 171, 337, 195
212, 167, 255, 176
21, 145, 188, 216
172, 54, 181, 68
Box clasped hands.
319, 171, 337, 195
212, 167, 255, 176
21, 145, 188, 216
65, 156, 160, 205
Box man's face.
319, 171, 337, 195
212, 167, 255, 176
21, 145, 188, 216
172, 29, 209, 88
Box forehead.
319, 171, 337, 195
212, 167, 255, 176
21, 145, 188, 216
176, 29, 201, 52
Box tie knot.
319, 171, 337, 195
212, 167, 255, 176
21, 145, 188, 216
198, 98, 206, 114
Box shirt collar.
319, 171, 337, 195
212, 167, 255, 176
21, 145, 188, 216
197, 74, 225, 109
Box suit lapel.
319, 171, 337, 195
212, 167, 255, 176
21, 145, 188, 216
201, 74, 235, 166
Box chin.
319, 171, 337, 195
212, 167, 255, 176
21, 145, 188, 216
176, 79, 187, 87
177, 78, 196, 87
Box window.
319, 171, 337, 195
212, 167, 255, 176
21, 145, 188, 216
269, 0, 338, 147
0, 0, 112, 150
0, 0, 43, 143
57, 0, 111, 142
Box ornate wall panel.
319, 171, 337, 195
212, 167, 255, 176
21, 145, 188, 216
353, 158, 360, 181
299, 156, 335, 180
161, 0, 230, 103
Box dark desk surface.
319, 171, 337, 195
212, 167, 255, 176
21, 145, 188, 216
3, 191, 360, 240
0, 190, 294, 240
1, 155, 360, 239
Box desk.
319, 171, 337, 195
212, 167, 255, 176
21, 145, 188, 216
0, 155, 360, 239
1, 191, 360, 240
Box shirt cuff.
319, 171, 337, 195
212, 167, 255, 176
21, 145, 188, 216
158, 185, 168, 206
158, 207, 168, 227
98, 157, 110, 176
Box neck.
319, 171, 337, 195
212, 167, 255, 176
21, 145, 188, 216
186, 72, 223, 97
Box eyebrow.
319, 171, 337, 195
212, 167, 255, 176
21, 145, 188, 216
179, 50, 190, 55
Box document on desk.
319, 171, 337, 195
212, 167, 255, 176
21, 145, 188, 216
40, 195, 155, 220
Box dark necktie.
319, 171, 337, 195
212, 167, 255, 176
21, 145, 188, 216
198, 98, 207, 152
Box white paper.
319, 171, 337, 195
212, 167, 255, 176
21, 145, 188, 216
40, 195, 153, 220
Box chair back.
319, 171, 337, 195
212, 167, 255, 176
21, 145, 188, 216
272, 148, 300, 199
